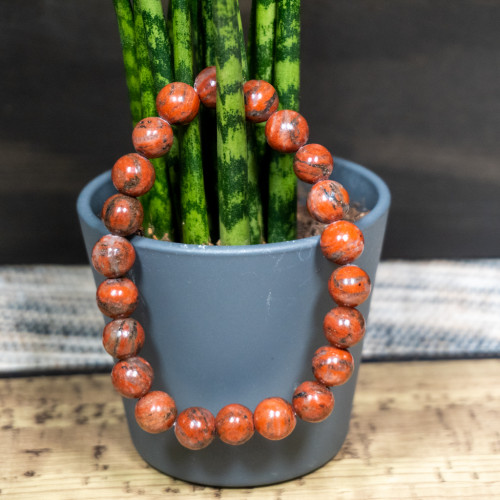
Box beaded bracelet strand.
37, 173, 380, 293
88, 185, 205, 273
92, 66, 371, 450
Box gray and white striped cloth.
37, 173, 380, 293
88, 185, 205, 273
1, 260, 499, 374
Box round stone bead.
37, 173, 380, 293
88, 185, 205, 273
307, 179, 349, 224
174, 407, 216, 450
92, 234, 136, 278
156, 82, 200, 125
265, 110, 309, 153
102, 317, 145, 359
253, 397, 296, 441
292, 381, 335, 423
132, 117, 174, 159
243, 80, 279, 123
111, 356, 153, 399
101, 193, 143, 237
312, 346, 354, 387
215, 404, 254, 446
194, 66, 217, 108
328, 265, 372, 307
135, 391, 177, 433
111, 153, 156, 197
293, 144, 333, 184
320, 220, 365, 265
96, 278, 139, 319
323, 307, 366, 349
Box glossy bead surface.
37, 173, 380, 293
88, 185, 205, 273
307, 179, 349, 224
215, 404, 254, 446
293, 144, 333, 184
102, 317, 145, 359
328, 265, 372, 307
323, 307, 366, 349
111, 356, 153, 398
175, 407, 216, 450
253, 397, 296, 441
243, 80, 279, 123
135, 391, 177, 433
132, 117, 174, 159
320, 220, 365, 265
92, 234, 136, 278
292, 381, 335, 423
156, 82, 200, 125
312, 346, 354, 387
101, 194, 143, 237
96, 278, 139, 319
112, 153, 156, 197
265, 110, 309, 153
194, 66, 217, 108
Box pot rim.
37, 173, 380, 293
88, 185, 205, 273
77, 156, 390, 257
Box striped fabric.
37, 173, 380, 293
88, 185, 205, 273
0, 261, 499, 374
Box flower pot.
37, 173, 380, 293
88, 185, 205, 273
77, 157, 390, 487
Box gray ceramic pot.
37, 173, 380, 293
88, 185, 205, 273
77, 157, 390, 487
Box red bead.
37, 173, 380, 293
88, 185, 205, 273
243, 80, 279, 123
135, 391, 177, 433
293, 144, 333, 184
307, 179, 349, 224
320, 220, 365, 265
102, 317, 145, 359
292, 381, 335, 423
174, 407, 216, 450
215, 404, 254, 446
312, 346, 354, 387
194, 66, 217, 108
156, 82, 200, 125
323, 307, 366, 349
92, 234, 136, 278
101, 194, 143, 237
111, 356, 153, 399
328, 265, 371, 307
96, 278, 139, 319
253, 397, 296, 441
111, 153, 156, 197
265, 110, 309, 153
132, 117, 174, 159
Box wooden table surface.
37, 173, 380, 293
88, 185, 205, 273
1, 360, 499, 499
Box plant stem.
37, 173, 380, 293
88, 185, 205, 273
214, 0, 250, 245
172, 0, 211, 245
201, 0, 216, 67
268, 0, 300, 243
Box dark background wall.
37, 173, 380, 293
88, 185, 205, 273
1, 0, 499, 264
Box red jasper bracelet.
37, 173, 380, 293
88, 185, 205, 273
92, 70, 371, 450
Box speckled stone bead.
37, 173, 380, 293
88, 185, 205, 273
132, 117, 174, 159
135, 391, 177, 433
111, 153, 156, 197
293, 144, 333, 184
174, 407, 216, 450
92, 234, 136, 278
96, 278, 139, 319
156, 82, 200, 125
328, 265, 372, 307
101, 194, 143, 237
111, 356, 153, 399
194, 66, 217, 108
215, 404, 254, 446
323, 307, 366, 349
320, 220, 365, 265
102, 317, 145, 359
307, 179, 349, 224
265, 110, 309, 153
292, 381, 335, 423
312, 346, 354, 387
243, 80, 279, 123
253, 397, 296, 441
